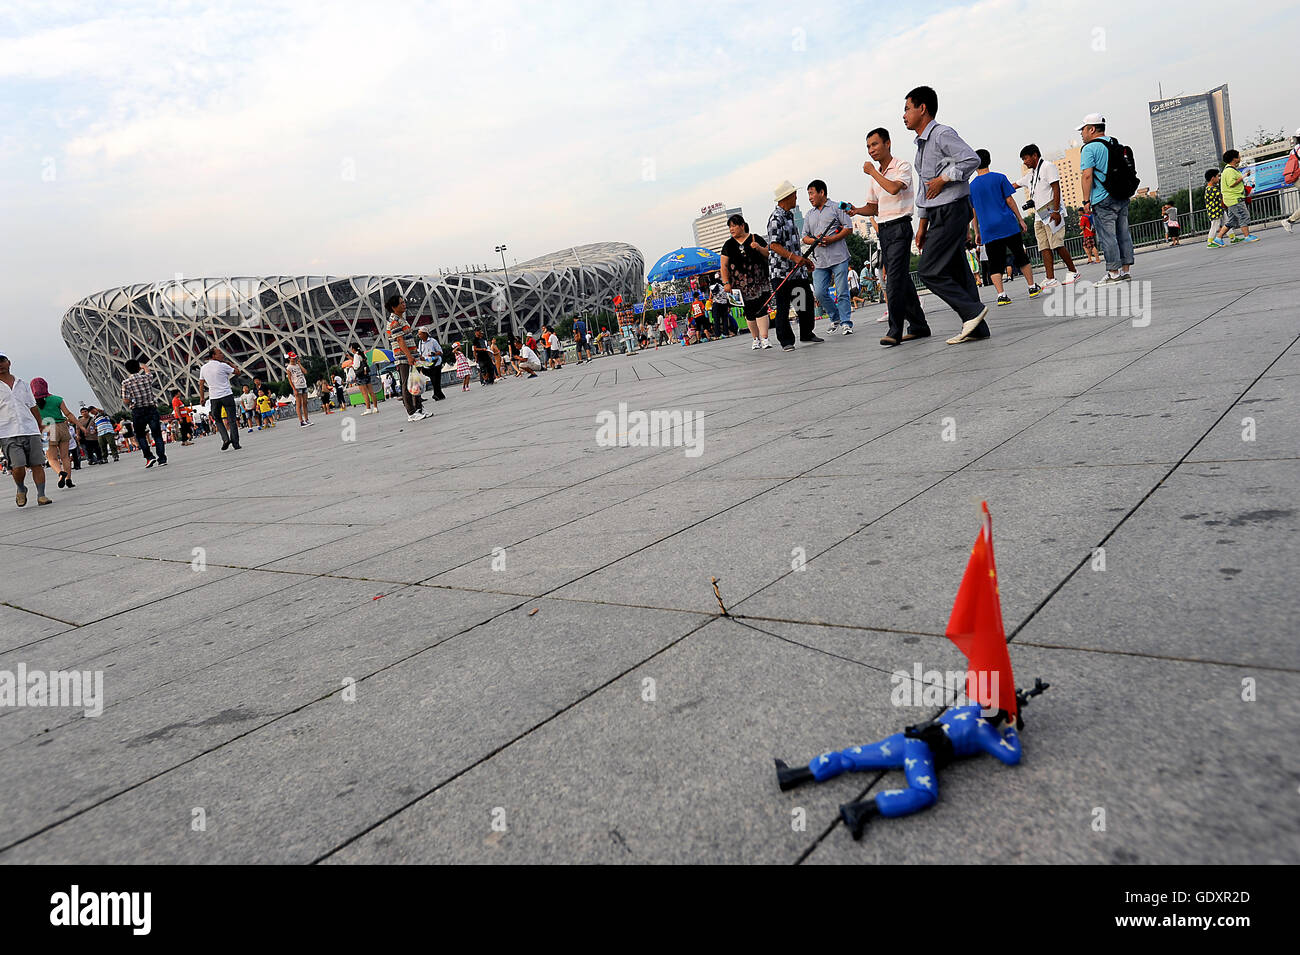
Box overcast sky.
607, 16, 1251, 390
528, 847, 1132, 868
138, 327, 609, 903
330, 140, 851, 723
3, 0, 1297, 408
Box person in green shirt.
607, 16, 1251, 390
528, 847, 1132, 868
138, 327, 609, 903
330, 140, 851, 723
1212, 150, 1259, 245
30, 377, 89, 489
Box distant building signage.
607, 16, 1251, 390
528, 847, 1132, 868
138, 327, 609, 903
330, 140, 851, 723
700, 202, 725, 216
1150, 98, 1184, 114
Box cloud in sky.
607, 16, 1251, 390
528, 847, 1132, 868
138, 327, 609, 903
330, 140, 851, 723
1, 0, 1297, 406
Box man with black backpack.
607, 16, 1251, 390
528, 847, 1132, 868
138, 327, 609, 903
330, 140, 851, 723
1078, 112, 1138, 285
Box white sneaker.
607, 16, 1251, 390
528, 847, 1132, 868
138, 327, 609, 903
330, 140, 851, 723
360, 409, 372, 415
760, 339, 772, 349
1284, 220, 1294, 234
751, 339, 761, 350
875, 312, 888, 323
841, 325, 853, 335
407, 412, 421, 421
1041, 278, 1060, 288
1061, 271, 1079, 285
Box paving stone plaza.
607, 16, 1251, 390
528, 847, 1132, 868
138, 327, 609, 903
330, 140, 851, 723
2, 237, 1297, 864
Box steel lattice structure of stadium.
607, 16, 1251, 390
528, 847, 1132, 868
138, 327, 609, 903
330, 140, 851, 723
61, 242, 644, 413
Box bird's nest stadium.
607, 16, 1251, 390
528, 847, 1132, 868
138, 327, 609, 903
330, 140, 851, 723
61, 242, 644, 412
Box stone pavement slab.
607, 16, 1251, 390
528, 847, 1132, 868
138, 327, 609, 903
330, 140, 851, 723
1, 240, 1297, 864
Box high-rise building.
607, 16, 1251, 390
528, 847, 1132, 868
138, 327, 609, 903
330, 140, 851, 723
1055, 143, 1083, 209
693, 203, 741, 252
1149, 84, 1233, 196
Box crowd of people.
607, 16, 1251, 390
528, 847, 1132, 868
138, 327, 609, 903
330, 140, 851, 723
7, 89, 1298, 510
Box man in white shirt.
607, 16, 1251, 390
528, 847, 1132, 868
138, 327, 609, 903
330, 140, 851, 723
1016, 145, 1078, 286
0, 353, 52, 506
197, 346, 244, 450
547, 329, 564, 369
848, 127, 930, 347
517, 343, 542, 377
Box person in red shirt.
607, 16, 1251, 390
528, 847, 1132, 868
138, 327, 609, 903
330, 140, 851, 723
169, 390, 194, 445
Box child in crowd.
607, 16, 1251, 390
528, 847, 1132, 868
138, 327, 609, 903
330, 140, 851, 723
453, 343, 473, 391
1203, 169, 1224, 249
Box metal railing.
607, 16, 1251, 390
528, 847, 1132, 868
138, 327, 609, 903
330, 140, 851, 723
893, 185, 1300, 287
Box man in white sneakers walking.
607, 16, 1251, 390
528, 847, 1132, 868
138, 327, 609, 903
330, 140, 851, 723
1, 353, 52, 506
197, 346, 244, 450
1017, 144, 1079, 286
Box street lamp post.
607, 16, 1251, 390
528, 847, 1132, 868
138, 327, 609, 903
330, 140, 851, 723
495, 244, 518, 340
1180, 158, 1197, 231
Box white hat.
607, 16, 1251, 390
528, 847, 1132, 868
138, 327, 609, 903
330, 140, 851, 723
773, 179, 797, 201
1077, 112, 1106, 130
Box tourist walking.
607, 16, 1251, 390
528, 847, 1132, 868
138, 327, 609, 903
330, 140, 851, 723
720, 213, 773, 350
30, 378, 88, 488
1, 355, 52, 506
802, 180, 855, 335
1212, 150, 1259, 246
88, 406, 118, 462
1162, 203, 1181, 246
848, 127, 929, 348
170, 390, 194, 445
120, 358, 168, 467
905, 86, 988, 344
198, 346, 244, 449
765, 179, 820, 350
1203, 170, 1224, 248
1017, 144, 1079, 284
969, 149, 1041, 306
1282, 129, 1300, 233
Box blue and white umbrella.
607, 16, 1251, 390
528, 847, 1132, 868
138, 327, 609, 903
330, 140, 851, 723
646, 246, 721, 282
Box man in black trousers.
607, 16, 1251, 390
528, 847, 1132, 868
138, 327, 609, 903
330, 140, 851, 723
765, 179, 822, 350
848, 128, 929, 347
904, 85, 989, 344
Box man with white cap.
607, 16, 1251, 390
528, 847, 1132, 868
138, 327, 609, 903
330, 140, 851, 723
1078, 112, 1134, 284
1283, 128, 1300, 234
766, 180, 822, 350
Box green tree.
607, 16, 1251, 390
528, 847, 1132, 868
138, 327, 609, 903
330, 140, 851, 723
1128, 195, 1163, 225
846, 231, 873, 272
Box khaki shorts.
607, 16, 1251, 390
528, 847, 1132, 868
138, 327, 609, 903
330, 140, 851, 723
2, 433, 44, 469
1034, 214, 1067, 251
45, 420, 70, 447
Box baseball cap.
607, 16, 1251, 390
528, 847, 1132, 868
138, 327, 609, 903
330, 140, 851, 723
1077, 112, 1106, 130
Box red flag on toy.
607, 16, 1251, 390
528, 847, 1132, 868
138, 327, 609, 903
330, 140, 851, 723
613, 295, 623, 306
945, 502, 1017, 719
